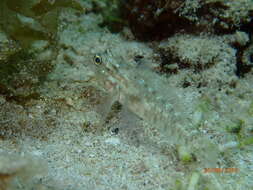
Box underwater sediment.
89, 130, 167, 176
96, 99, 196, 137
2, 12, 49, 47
0, 0, 253, 189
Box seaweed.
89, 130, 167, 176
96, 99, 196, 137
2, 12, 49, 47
0, 0, 84, 47
31, 0, 84, 16
92, 0, 126, 32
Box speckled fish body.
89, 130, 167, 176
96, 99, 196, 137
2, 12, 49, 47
91, 48, 188, 143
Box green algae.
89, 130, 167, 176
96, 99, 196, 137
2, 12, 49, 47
177, 145, 195, 164
248, 101, 253, 116
30, 0, 84, 16
240, 136, 253, 147
0, 0, 82, 103
93, 0, 125, 32
0, 0, 84, 47
226, 119, 244, 134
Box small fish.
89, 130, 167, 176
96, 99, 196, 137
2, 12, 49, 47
91, 48, 188, 142
68, 32, 218, 166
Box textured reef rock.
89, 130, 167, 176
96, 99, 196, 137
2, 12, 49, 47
123, 0, 189, 40
0, 1, 253, 189
123, 0, 253, 41
158, 35, 234, 72
157, 34, 237, 89
236, 32, 253, 77
242, 44, 253, 68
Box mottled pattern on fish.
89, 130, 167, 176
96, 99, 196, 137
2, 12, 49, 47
94, 50, 179, 124
65, 31, 208, 141
87, 39, 190, 145
90, 47, 219, 166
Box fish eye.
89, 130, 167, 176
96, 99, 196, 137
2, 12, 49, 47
93, 55, 102, 65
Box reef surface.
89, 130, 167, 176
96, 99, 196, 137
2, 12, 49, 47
0, 0, 253, 190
